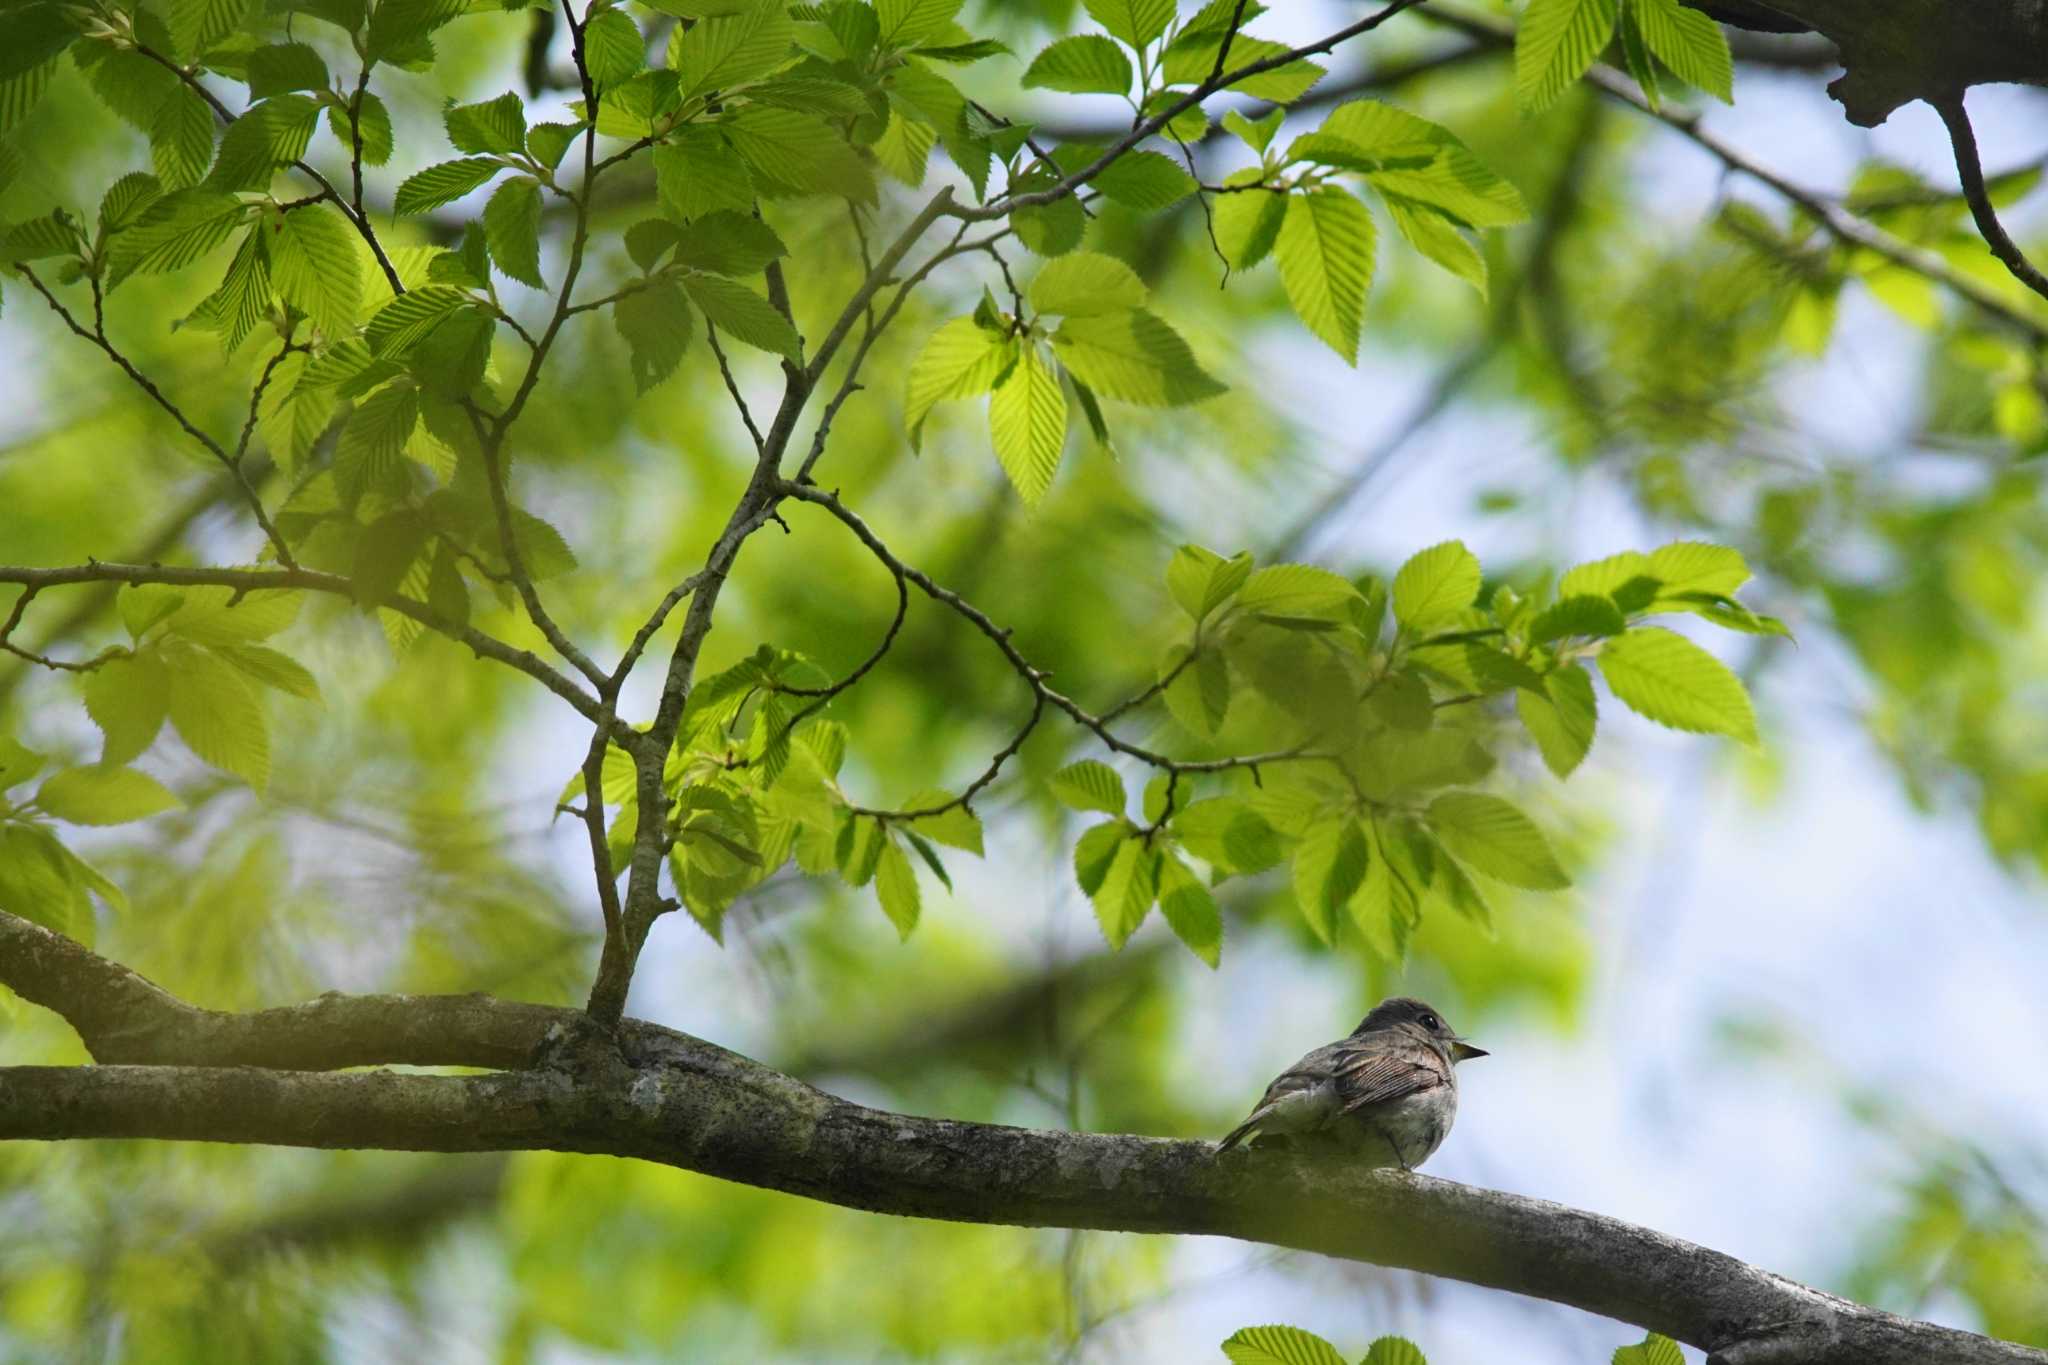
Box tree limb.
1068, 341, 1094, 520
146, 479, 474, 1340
0, 911, 2038, 1365
1931, 92, 2048, 304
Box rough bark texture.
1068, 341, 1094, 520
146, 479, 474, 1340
2, 911, 2043, 1365
1686, 0, 2048, 124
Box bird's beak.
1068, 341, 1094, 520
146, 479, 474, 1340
1451, 1040, 1488, 1062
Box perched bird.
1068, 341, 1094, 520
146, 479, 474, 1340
1217, 997, 1486, 1169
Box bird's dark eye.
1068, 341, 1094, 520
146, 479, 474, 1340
1420, 1012, 1440, 1031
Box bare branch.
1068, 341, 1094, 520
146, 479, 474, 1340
1932, 92, 2048, 304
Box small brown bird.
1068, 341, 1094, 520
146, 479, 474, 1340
1217, 997, 1486, 1169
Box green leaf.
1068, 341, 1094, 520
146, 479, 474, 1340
1091, 833, 1156, 949
0, 824, 89, 939
654, 128, 755, 222
164, 646, 270, 790
0, 735, 46, 791
1517, 664, 1597, 777
1213, 174, 1287, 269
207, 95, 320, 192
1022, 35, 1131, 96
336, 383, 418, 507
1646, 540, 1750, 597
1221, 1324, 1349, 1365
899, 791, 983, 854
352, 508, 430, 607
35, 765, 181, 825
1162, 645, 1231, 736
106, 191, 248, 284
1291, 816, 1369, 943
1084, 0, 1174, 49
1157, 852, 1221, 966
149, 90, 216, 191
672, 211, 787, 276
1161, 34, 1323, 103
672, 0, 793, 97
876, 0, 961, 47
1316, 100, 1528, 229
483, 176, 545, 289
1091, 150, 1197, 213
682, 273, 801, 360
1384, 196, 1487, 296
1050, 309, 1224, 407
874, 836, 921, 939
904, 316, 1011, 447
327, 90, 394, 166
364, 285, 469, 356
247, 42, 330, 97
1276, 186, 1374, 363
988, 343, 1067, 503
1516, 0, 1620, 115
1559, 550, 1654, 600
1010, 170, 1086, 256
393, 158, 503, 214
1050, 759, 1125, 815
365, 0, 466, 64
614, 277, 695, 392
1236, 563, 1359, 616
721, 105, 874, 203
1630, 0, 1732, 101
586, 9, 648, 89
1528, 593, 1626, 644
171, 0, 255, 58
80, 652, 170, 765
1029, 251, 1147, 318
213, 643, 321, 699
1611, 1334, 1685, 1365
266, 205, 361, 335
1391, 539, 1482, 628
1427, 791, 1569, 889
157, 586, 303, 644
0, 4, 79, 83
1362, 1339, 1430, 1365
1166, 545, 1252, 622
1596, 626, 1758, 743
445, 91, 526, 155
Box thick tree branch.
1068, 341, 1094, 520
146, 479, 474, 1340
0, 913, 2038, 1365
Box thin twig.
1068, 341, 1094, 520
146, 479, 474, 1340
706, 325, 766, 453
1931, 92, 2048, 304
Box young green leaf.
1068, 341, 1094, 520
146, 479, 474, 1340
1629, 0, 1733, 102
393, 158, 503, 215
905, 316, 1013, 447
1049, 310, 1224, 406
1528, 594, 1626, 644
213, 643, 321, 700
1646, 540, 1750, 597
1236, 564, 1359, 615
672, 0, 794, 97
1165, 544, 1253, 623
80, 652, 170, 765
1091, 833, 1156, 949
1516, 0, 1620, 114
988, 342, 1067, 503
654, 130, 755, 222
445, 92, 526, 155
1212, 175, 1288, 269
1276, 186, 1375, 363
1090, 151, 1197, 213
1051, 759, 1126, 815
35, 765, 182, 826
266, 205, 361, 335
483, 176, 545, 289
1611, 1334, 1685, 1365
1384, 196, 1487, 296
1391, 540, 1482, 628
873, 836, 921, 939
149, 90, 217, 191
672, 211, 787, 276
584, 10, 646, 89
1029, 251, 1147, 318
1022, 34, 1132, 96
1291, 816, 1370, 943
1596, 626, 1758, 743
1157, 852, 1222, 967
1517, 664, 1597, 777
1427, 791, 1570, 889
614, 277, 695, 392
1221, 1324, 1350, 1365
683, 273, 801, 360
1084, 0, 1174, 49
164, 646, 271, 791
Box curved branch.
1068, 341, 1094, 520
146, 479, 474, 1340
0, 914, 2037, 1365
1932, 92, 2048, 304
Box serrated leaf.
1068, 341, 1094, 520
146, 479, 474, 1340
1029, 251, 1146, 318
1091, 150, 1197, 213
213, 642, 320, 699
445, 91, 526, 155
1157, 852, 1221, 966
0, 736, 44, 791
1276, 186, 1374, 363
207, 95, 320, 192
1385, 195, 1487, 296
1050, 309, 1223, 407
1559, 550, 1653, 600
164, 646, 270, 790
106, 191, 248, 284
1517, 665, 1597, 777
614, 277, 695, 392
483, 176, 545, 288
158, 586, 303, 644
247, 42, 330, 97
1091, 833, 1155, 949
1022, 34, 1131, 96
149, 89, 216, 190
899, 790, 983, 854
35, 765, 182, 826
328, 90, 394, 166
1221, 1324, 1349, 1365
0, 824, 89, 939
393, 158, 503, 214
1050, 759, 1125, 815
1084, 0, 1174, 48
873, 836, 921, 938
721, 105, 873, 203
585, 9, 646, 89
988, 342, 1066, 502
1596, 626, 1757, 743
171, 0, 255, 59
365, 0, 466, 64
80, 652, 170, 765
1630, 0, 1732, 101
1291, 816, 1369, 943
1391, 540, 1481, 628
876, 0, 962, 47
1516, 0, 1620, 115
905, 315, 1011, 446
672, 0, 794, 97
682, 272, 801, 360
1213, 174, 1287, 269
672, 210, 786, 276
364, 285, 468, 356
1362, 1339, 1429, 1365
654, 128, 755, 222
1317, 100, 1528, 229
1166, 545, 1252, 622
266, 204, 361, 335
1611, 1334, 1685, 1365
1162, 645, 1231, 736
335, 383, 418, 507
1236, 563, 1359, 615
1427, 791, 1569, 890
1528, 593, 1626, 644
1646, 541, 1749, 597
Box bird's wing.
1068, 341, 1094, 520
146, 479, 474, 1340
1330, 1039, 1445, 1111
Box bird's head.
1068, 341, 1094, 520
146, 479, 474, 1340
1353, 996, 1488, 1062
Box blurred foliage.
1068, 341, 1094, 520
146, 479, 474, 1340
0, 0, 2045, 1360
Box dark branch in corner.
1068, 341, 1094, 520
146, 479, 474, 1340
0, 907, 2041, 1365
1932, 92, 2048, 304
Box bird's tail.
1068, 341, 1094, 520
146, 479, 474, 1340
1217, 1105, 1271, 1152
